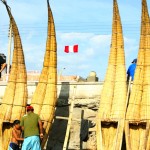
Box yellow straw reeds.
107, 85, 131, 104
0, 1, 27, 149
31, 0, 57, 148
97, 0, 127, 150
125, 0, 150, 149
126, 0, 149, 124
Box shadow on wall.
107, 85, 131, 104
46, 82, 70, 150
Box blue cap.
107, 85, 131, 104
132, 59, 137, 63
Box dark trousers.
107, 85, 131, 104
9, 142, 20, 150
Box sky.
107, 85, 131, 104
0, 0, 149, 80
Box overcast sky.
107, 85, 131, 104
0, 0, 149, 80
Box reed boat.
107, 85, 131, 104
96, 0, 127, 149
0, 1, 27, 150
30, 0, 57, 148
125, 0, 150, 149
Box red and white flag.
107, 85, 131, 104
64, 45, 78, 53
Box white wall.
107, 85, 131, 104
0, 81, 104, 101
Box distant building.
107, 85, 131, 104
58, 75, 78, 82
27, 70, 41, 81
86, 71, 99, 82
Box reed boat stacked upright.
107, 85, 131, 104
0, 1, 27, 150
31, 0, 57, 148
96, 0, 127, 149
125, 0, 150, 149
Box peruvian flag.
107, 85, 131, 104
64, 45, 78, 53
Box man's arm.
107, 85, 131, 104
0, 63, 6, 72
38, 120, 43, 139
20, 117, 24, 131
12, 130, 24, 141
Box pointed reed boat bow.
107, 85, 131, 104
125, 0, 150, 149
0, 1, 27, 150
97, 0, 127, 149
31, 0, 57, 148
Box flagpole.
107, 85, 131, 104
2, 0, 13, 81
59, 67, 66, 81
6, 22, 12, 81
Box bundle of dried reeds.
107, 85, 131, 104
98, 0, 126, 121
125, 0, 150, 149
0, 1, 27, 149
97, 0, 127, 150
31, 0, 57, 148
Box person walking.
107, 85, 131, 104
127, 58, 137, 82
20, 105, 43, 150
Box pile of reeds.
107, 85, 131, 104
0, 1, 27, 150
125, 0, 150, 149
31, 0, 57, 148
97, 0, 127, 149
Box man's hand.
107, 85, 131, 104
40, 133, 43, 139
38, 120, 43, 139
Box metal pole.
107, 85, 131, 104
59, 67, 65, 81
6, 23, 12, 81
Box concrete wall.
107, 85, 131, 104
0, 81, 104, 101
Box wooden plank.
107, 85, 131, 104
63, 100, 74, 150
55, 116, 69, 120
144, 121, 150, 149
126, 77, 132, 110
55, 116, 80, 122
89, 127, 96, 132
125, 121, 131, 150
114, 120, 125, 150
113, 120, 120, 149
96, 119, 103, 150
0, 122, 3, 149
63, 85, 76, 150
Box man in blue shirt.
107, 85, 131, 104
127, 59, 137, 81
